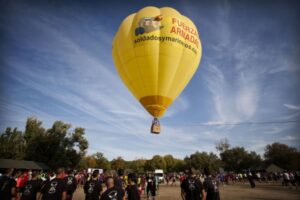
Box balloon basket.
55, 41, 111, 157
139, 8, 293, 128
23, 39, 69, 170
151, 118, 160, 134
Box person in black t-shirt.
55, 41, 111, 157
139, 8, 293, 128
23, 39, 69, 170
84, 170, 102, 200
146, 174, 156, 200
100, 176, 125, 200
181, 169, 205, 200
21, 171, 42, 200
126, 173, 140, 200
0, 168, 17, 200
114, 169, 125, 190
247, 171, 255, 188
40, 168, 67, 200
64, 169, 77, 200
203, 167, 220, 200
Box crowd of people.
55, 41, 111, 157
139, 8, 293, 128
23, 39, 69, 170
0, 167, 222, 200
214, 171, 300, 188
1, 166, 299, 200
0, 168, 131, 200
180, 168, 220, 200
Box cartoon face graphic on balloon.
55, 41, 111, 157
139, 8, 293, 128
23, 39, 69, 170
135, 15, 163, 36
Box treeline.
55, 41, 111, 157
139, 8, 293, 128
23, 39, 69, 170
0, 117, 88, 169
81, 142, 300, 173
1, 118, 299, 172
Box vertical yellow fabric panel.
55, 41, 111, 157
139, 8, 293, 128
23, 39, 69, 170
132, 7, 161, 99
112, 6, 202, 118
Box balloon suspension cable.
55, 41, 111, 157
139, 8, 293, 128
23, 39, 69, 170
151, 117, 161, 134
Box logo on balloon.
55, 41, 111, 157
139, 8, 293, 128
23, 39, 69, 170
135, 15, 164, 36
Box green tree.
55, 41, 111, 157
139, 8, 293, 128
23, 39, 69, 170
144, 155, 166, 171
24, 117, 45, 142
0, 127, 25, 159
79, 156, 97, 168
173, 159, 186, 172
72, 128, 89, 154
128, 159, 146, 173
264, 142, 300, 170
185, 151, 221, 173
215, 138, 230, 153
93, 152, 111, 169
144, 160, 154, 172
111, 157, 125, 170
221, 147, 262, 171
163, 155, 176, 172
246, 151, 263, 169
38, 121, 70, 168
24, 118, 88, 169
23, 118, 47, 162
0, 117, 88, 169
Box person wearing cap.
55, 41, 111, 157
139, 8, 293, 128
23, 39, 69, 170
180, 168, 205, 200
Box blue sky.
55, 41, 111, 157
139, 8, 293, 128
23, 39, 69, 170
1, 0, 300, 160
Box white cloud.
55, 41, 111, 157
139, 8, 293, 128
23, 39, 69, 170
235, 72, 259, 118
203, 62, 259, 124
268, 55, 299, 74
264, 126, 289, 135
164, 96, 190, 118
284, 135, 297, 141
202, 121, 226, 126
279, 112, 300, 120
283, 104, 300, 110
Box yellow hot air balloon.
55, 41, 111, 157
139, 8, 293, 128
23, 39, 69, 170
112, 6, 202, 134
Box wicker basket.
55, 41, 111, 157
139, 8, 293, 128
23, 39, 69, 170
151, 118, 160, 134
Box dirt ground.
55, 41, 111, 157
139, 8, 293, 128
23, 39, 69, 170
74, 182, 300, 200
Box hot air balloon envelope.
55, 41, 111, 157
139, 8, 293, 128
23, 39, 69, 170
112, 6, 202, 133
